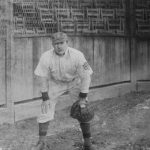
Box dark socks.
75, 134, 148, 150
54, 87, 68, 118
39, 121, 50, 137
80, 122, 91, 146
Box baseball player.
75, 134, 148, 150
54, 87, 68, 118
33, 32, 96, 150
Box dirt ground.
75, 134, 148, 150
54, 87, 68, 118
1, 91, 150, 150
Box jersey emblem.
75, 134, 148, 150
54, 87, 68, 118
83, 62, 90, 70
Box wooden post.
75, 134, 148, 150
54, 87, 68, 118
129, 0, 137, 90
0, 0, 14, 124
2, 0, 14, 124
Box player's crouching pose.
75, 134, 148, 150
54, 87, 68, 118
32, 32, 96, 150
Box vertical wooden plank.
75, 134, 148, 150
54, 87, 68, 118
130, 38, 137, 83
0, 0, 7, 105
130, 0, 137, 85
32, 38, 42, 98
143, 43, 149, 78
115, 38, 122, 81
148, 41, 150, 77
136, 40, 150, 80
6, 0, 13, 107
6, 0, 12, 105
124, 39, 130, 80
0, 0, 15, 124
12, 38, 33, 102
105, 38, 118, 83
115, 37, 130, 81
0, 39, 6, 105
93, 37, 105, 85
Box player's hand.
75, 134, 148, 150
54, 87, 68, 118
70, 98, 94, 122
79, 97, 88, 108
41, 101, 50, 114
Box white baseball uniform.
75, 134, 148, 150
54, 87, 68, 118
34, 47, 93, 123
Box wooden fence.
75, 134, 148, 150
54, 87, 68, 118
7, 35, 150, 123
12, 36, 133, 122
12, 36, 130, 103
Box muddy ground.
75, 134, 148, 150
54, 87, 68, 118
1, 91, 150, 150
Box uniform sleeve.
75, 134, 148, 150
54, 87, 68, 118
76, 53, 93, 93
34, 54, 49, 77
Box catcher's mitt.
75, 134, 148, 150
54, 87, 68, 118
70, 100, 94, 122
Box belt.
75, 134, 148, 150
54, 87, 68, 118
52, 77, 76, 84
60, 78, 76, 83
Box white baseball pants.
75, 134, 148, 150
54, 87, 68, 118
37, 78, 81, 123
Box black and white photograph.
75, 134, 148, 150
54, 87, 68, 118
0, 0, 150, 149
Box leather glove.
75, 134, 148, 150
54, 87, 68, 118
70, 99, 94, 123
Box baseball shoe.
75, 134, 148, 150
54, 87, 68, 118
30, 136, 50, 150
83, 144, 97, 150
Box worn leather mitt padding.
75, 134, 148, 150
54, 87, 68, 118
70, 100, 94, 122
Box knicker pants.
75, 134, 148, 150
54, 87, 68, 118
37, 78, 81, 123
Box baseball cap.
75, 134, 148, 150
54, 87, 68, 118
51, 32, 68, 43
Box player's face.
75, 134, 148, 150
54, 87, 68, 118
52, 40, 68, 55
